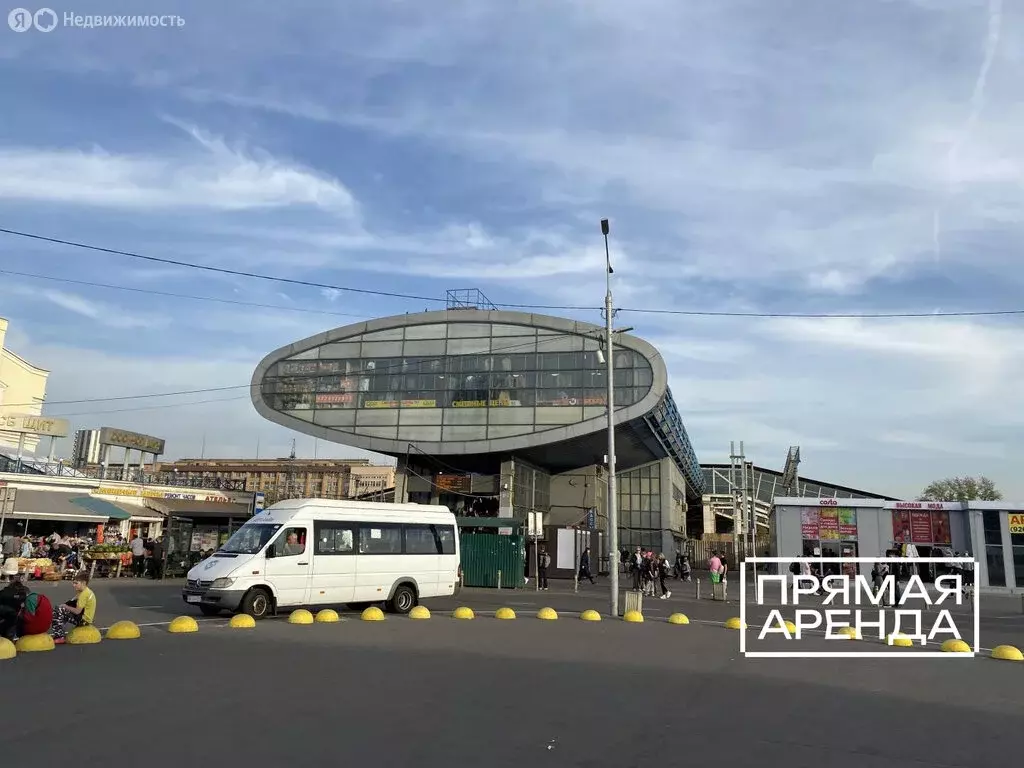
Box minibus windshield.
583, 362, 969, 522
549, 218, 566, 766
220, 523, 283, 554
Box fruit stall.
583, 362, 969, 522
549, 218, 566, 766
83, 544, 132, 578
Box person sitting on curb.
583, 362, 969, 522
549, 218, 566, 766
50, 574, 97, 644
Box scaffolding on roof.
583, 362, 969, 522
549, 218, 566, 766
446, 288, 497, 311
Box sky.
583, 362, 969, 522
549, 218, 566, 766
0, 0, 1022, 499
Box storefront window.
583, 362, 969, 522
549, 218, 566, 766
1012, 533, 1024, 588
982, 510, 1006, 587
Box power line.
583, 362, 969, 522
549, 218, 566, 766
0, 227, 445, 304
0, 333, 581, 409
4, 225, 1021, 319
50, 395, 250, 418
0, 269, 370, 320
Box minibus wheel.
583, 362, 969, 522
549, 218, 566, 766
389, 583, 417, 614
241, 587, 273, 619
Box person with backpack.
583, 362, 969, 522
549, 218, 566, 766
537, 546, 550, 591
19, 589, 53, 637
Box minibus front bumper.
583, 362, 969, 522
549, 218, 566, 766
182, 581, 245, 612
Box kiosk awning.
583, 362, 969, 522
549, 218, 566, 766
11, 490, 133, 522
143, 498, 251, 519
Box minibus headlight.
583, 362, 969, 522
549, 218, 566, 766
211, 578, 235, 589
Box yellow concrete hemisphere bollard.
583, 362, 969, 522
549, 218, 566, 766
408, 605, 431, 619
361, 606, 385, 622
106, 621, 141, 640
837, 626, 860, 640
315, 609, 340, 623
537, 607, 558, 621
0, 637, 16, 659
494, 607, 516, 620
724, 617, 745, 630
288, 609, 314, 625
990, 644, 1024, 661
782, 620, 797, 634
667, 613, 689, 625
887, 634, 913, 647
580, 609, 601, 621
623, 610, 644, 623
941, 638, 971, 653
229, 614, 256, 629
16, 633, 54, 652
452, 606, 475, 620
68, 625, 103, 645
168, 616, 199, 634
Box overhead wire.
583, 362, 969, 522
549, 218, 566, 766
3, 225, 1021, 319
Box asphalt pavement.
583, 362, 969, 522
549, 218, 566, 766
2, 585, 1022, 768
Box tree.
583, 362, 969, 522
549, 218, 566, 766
919, 476, 1002, 502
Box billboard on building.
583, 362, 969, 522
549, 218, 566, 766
0, 413, 69, 437
97, 427, 166, 455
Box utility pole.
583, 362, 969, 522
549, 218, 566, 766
601, 218, 620, 619
730, 441, 740, 559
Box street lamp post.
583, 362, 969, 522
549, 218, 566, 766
601, 218, 620, 619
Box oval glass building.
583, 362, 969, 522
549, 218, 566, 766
252, 309, 704, 554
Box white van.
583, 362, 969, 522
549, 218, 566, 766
182, 499, 462, 619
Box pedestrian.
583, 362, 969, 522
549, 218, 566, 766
578, 547, 595, 585
50, 573, 97, 644
656, 553, 672, 600
707, 550, 722, 599
147, 538, 164, 580
630, 546, 644, 591
129, 530, 146, 577
537, 546, 550, 590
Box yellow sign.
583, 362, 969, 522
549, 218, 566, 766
452, 400, 522, 408
364, 400, 437, 408
1010, 513, 1024, 534
97, 487, 229, 502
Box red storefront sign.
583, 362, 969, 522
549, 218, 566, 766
932, 511, 952, 545
910, 511, 933, 543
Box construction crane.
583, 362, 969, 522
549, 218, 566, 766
781, 446, 801, 496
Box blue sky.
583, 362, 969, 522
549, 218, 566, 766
1, 0, 1022, 498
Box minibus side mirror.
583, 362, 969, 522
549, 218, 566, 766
265, 546, 275, 559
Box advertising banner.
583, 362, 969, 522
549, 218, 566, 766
837, 508, 857, 538
1010, 513, 1024, 535
818, 508, 839, 540
800, 508, 819, 539
910, 511, 933, 543
932, 511, 952, 545
892, 510, 912, 543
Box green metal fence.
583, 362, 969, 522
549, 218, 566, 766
458, 524, 526, 589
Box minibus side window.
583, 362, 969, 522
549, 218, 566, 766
358, 523, 402, 554
270, 527, 307, 557
315, 522, 354, 555
432, 525, 457, 555
404, 524, 440, 555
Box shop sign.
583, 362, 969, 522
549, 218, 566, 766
1010, 514, 1024, 534
0, 413, 70, 437
909, 511, 933, 543
800, 509, 819, 539
97, 487, 228, 502
315, 393, 353, 405
887, 501, 960, 511
97, 427, 166, 455
452, 399, 522, 408
837, 508, 857, 538
364, 399, 437, 408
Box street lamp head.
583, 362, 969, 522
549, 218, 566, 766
600, 218, 610, 236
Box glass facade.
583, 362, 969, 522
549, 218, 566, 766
617, 462, 663, 551
258, 323, 654, 442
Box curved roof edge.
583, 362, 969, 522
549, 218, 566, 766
251, 309, 671, 457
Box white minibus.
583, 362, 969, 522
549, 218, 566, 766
182, 499, 462, 619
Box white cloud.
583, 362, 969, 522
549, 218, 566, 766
0, 121, 357, 215
8, 284, 162, 330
